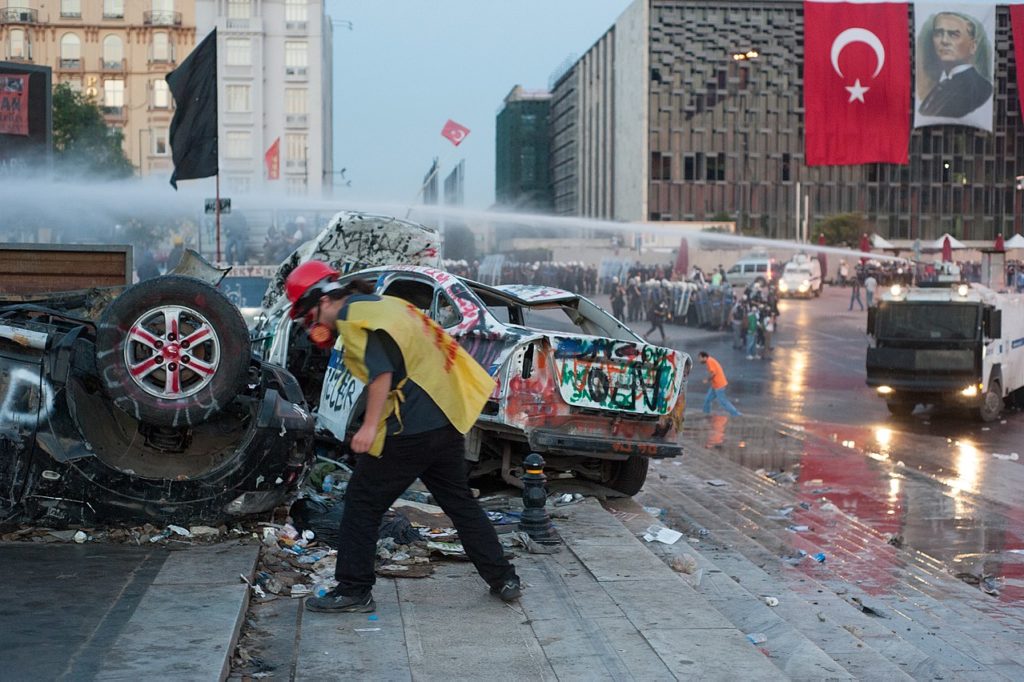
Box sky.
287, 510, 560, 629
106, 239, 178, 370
324, 0, 635, 210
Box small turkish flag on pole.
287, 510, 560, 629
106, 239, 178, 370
441, 119, 470, 146
265, 137, 280, 180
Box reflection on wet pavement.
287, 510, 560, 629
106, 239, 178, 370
682, 414, 1024, 603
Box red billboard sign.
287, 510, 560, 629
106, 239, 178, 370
0, 74, 29, 136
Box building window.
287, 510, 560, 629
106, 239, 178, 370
104, 79, 124, 107
226, 38, 251, 66
63, 76, 83, 92
8, 29, 29, 60
651, 152, 671, 181
102, 35, 123, 68
151, 32, 173, 62
285, 41, 308, 74
683, 155, 695, 181
286, 133, 307, 167
227, 0, 251, 19
104, 0, 124, 18
152, 0, 174, 12
706, 153, 725, 182
225, 131, 251, 158
60, 33, 81, 67
227, 176, 251, 194
226, 84, 251, 112
285, 0, 308, 23
154, 129, 169, 156
61, 0, 81, 18
285, 88, 307, 114
153, 78, 170, 108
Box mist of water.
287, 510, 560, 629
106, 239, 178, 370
0, 174, 907, 264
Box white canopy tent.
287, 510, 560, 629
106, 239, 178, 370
930, 233, 967, 249
1004, 233, 1024, 249
871, 234, 896, 249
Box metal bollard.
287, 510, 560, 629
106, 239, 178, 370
518, 453, 559, 545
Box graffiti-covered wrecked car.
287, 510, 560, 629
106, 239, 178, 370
257, 258, 691, 495
0, 249, 314, 526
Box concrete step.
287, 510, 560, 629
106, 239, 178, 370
674, 446, 1024, 644
550, 498, 787, 680
608, 497, 905, 681
644, 452, 1024, 680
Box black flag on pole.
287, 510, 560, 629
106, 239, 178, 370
167, 29, 218, 189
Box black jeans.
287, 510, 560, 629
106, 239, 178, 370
334, 424, 517, 596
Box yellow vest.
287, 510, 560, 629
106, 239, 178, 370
335, 295, 496, 456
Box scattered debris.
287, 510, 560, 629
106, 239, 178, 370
73, 530, 88, 544
746, 632, 768, 645
786, 525, 811, 533
818, 502, 839, 513
706, 479, 729, 487
671, 555, 698, 574
849, 596, 887, 617
812, 552, 827, 563
887, 535, 904, 548
643, 525, 683, 545
763, 596, 779, 607
991, 452, 1019, 461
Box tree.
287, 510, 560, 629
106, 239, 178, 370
817, 213, 869, 246
51, 83, 134, 179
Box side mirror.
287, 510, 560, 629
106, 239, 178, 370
983, 308, 1002, 339
866, 306, 877, 336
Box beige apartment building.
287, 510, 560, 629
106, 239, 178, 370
0, 0, 198, 178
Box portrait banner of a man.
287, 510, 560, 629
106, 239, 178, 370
914, 3, 995, 131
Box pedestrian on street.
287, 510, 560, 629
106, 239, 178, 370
285, 261, 521, 614
745, 305, 759, 359
626, 276, 642, 322
864, 273, 878, 307
644, 293, 670, 344
849, 276, 864, 311
610, 277, 626, 321
730, 298, 746, 349
698, 351, 742, 416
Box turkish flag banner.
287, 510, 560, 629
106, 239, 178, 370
265, 137, 280, 180
804, 1, 910, 165
1011, 6, 1024, 121
441, 119, 470, 146
0, 75, 29, 136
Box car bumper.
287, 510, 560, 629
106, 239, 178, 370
528, 428, 683, 459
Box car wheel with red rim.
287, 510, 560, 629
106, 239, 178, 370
95, 276, 251, 426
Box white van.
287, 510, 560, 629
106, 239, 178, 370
725, 253, 783, 288
777, 253, 823, 297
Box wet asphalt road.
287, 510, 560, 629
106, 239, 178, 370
639, 285, 1024, 600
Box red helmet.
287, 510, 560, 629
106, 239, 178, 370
285, 260, 339, 319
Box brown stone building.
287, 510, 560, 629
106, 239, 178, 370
0, 1, 198, 178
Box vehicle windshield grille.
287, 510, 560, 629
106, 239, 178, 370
877, 304, 978, 341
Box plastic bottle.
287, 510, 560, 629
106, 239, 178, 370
322, 474, 335, 493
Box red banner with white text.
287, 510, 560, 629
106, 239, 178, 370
265, 137, 280, 180
1011, 6, 1024, 121
0, 75, 29, 136
804, 2, 910, 165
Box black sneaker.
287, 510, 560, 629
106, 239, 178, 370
489, 578, 522, 602
304, 588, 375, 613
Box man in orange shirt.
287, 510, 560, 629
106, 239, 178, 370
698, 351, 742, 416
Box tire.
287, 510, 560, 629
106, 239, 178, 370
977, 380, 1002, 423
886, 401, 914, 417
96, 275, 251, 427
605, 456, 650, 496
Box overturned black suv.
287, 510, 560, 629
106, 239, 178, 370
0, 247, 313, 526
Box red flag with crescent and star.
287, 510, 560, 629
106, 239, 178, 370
804, 1, 910, 165
441, 119, 470, 146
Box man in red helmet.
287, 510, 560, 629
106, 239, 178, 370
285, 261, 521, 613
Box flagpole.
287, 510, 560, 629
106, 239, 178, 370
216, 172, 222, 263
